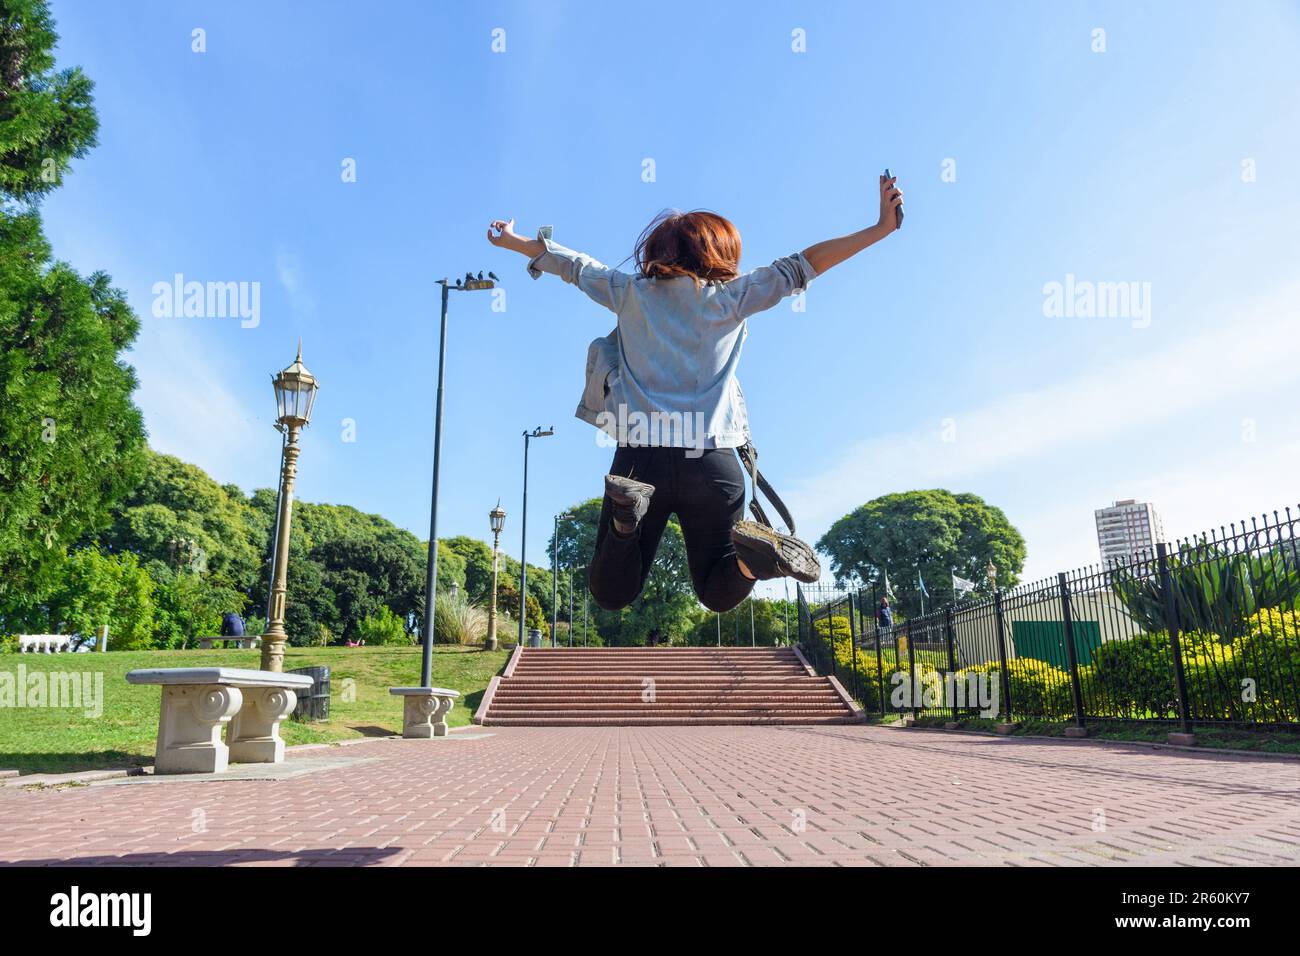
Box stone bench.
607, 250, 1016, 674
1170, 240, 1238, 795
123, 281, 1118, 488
388, 686, 460, 738
197, 635, 262, 650
18, 626, 109, 653
126, 668, 314, 774
19, 634, 73, 653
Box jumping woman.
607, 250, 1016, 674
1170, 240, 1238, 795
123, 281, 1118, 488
487, 173, 904, 613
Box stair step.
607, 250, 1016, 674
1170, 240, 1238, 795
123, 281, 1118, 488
483, 646, 852, 726
488, 697, 842, 702
486, 707, 842, 712
500, 680, 827, 687
483, 716, 858, 726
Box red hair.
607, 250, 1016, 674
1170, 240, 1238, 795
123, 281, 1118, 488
633, 209, 741, 283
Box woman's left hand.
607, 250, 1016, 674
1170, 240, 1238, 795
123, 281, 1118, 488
877, 175, 903, 231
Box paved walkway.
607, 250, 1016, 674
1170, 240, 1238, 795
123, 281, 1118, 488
2, 726, 1298, 866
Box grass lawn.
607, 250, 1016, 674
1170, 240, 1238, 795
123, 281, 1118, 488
0, 645, 510, 776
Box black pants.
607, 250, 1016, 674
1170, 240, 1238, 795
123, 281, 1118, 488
588, 446, 755, 614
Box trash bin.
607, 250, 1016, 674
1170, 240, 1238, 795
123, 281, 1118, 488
527, 628, 544, 648
288, 665, 330, 721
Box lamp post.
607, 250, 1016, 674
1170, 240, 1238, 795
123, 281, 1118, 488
262, 344, 319, 672
552, 512, 576, 646
265, 429, 287, 618
518, 426, 554, 647
487, 501, 506, 651
783, 579, 791, 645
569, 564, 583, 647
419, 272, 496, 688
779, 526, 791, 646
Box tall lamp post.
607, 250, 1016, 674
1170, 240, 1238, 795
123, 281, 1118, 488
487, 501, 506, 651
569, 564, 584, 647
265, 429, 287, 619
552, 512, 576, 646
419, 271, 497, 688
262, 345, 319, 672
783, 578, 791, 645
518, 426, 554, 646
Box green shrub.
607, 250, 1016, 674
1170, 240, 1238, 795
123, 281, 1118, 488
434, 591, 487, 645
813, 614, 852, 643
958, 658, 1073, 719
817, 621, 955, 712
1066, 620, 1299, 723
355, 606, 409, 646
1181, 611, 1300, 722
1089, 632, 1179, 718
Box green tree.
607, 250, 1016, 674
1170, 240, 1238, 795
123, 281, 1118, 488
44, 548, 155, 649
282, 555, 337, 647
0, 0, 100, 201
245, 493, 432, 642
311, 536, 424, 640
150, 563, 247, 649
817, 490, 1026, 619
497, 577, 547, 637
100, 451, 266, 598
689, 597, 791, 647
442, 535, 496, 605
0, 216, 147, 624
0, 5, 145, 626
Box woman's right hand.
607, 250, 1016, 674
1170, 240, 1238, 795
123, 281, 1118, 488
486, 218, 520, 248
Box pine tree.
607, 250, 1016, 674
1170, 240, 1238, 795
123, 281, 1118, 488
0, 0, 145, 627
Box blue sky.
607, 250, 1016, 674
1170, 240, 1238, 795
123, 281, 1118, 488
42, 0, 1300, 589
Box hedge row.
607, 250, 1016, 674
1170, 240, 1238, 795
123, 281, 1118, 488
809, 608, 1300, 722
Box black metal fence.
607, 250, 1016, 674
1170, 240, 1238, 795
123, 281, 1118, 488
797, 506, 1300, 730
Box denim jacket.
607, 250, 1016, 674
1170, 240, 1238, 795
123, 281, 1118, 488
526, 226, 818, 449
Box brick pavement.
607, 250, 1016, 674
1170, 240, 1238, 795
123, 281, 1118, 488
1, 726, 1297, 866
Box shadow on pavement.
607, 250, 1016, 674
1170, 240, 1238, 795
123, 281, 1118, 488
2, 846, 406, 867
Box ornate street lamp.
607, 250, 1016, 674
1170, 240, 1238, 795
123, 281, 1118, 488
487, 501, 506, 651
262, 344, 319, 672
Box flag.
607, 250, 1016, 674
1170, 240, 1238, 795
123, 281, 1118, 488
952, 571, 976, 598
917, 571, 929, 598
883, 570, 896, 600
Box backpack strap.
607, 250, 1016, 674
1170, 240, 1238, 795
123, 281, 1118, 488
736, 441, 797, 535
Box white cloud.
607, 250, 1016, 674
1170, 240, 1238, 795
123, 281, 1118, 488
129, 320, 273, 485
275, 246, 315, 319
785, 281, 1300, 583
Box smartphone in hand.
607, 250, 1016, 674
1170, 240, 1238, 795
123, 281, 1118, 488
884, 168, 904, 229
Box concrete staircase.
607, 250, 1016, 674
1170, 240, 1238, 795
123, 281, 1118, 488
477, 646, 862, 726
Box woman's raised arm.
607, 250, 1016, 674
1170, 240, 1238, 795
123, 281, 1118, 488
800, 174, 903, 275
486, 218, 545, 258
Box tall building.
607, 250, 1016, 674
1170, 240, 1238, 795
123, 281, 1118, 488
1095, 499, 1166, 567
